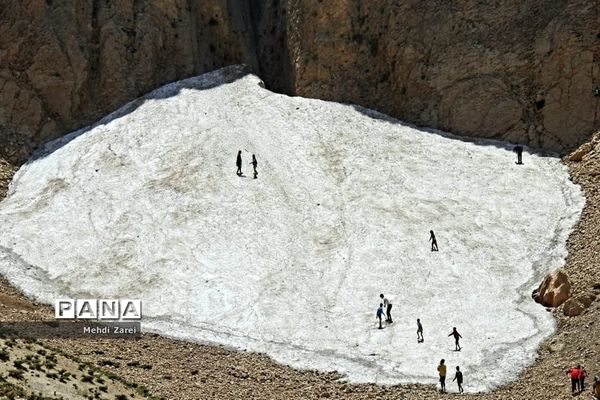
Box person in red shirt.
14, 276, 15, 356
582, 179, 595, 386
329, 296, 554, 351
567, 366, 581, 394
580, 366, 588, 392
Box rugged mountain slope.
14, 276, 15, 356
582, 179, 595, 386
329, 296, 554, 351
0, 0, 289, 162
0, 0, 598, 161
0, 66, 584, 391
288, 0, 600, 151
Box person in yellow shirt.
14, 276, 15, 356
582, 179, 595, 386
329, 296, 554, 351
437, 359, 447, 393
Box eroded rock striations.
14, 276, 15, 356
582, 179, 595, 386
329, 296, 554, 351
1, 0, 599, 162
0, 0, 289, 163
288, 0, 600, 151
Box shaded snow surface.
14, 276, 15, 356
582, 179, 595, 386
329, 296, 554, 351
0, 66, 584, 392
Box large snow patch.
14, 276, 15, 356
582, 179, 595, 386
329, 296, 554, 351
0, 66, 584, 392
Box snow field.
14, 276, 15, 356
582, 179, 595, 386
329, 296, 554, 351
0, 66, 584, 392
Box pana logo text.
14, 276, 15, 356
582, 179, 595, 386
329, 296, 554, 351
55, 299, 142, 320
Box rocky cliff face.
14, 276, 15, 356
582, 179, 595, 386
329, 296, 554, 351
1, 0, 599, 163
288, 0, 600, 151
0, 0, 290, 163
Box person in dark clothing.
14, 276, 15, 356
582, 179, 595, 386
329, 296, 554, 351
449, 327, 462, 351
429, 230, 438, 251
453, 366, 464, 393
236, 150, 243, 176
513, 145, 523, 165
417, 318, 424, 342
580, 366, 588, 392
376, 303, 385, 329
380, 294, 392, 323
250, 154, 258, 179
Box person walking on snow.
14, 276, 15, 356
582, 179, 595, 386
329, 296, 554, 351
416, 318, 424, 342
380, 294, 392, 323
250, 154, 258, 179
513, 145, 524, 165
437, 359, 447, 393
376, 303, 385, 329
449, 327, 462, 351
236, 150, 243, 176
453, 366, 464, 393
429, 230, 438, 251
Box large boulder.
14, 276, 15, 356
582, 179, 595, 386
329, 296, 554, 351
532, 270, 571, 307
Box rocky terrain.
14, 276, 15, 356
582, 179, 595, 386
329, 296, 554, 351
0, 0, 288, 164
0, 1, 599, 398
0, 133, 597, 399
0, 337, 158, 400
1, 0, 599, 163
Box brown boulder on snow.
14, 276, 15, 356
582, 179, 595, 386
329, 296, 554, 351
532, 270, 571, 307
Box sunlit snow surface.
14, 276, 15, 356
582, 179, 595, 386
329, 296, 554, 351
0, 66, 584, 392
